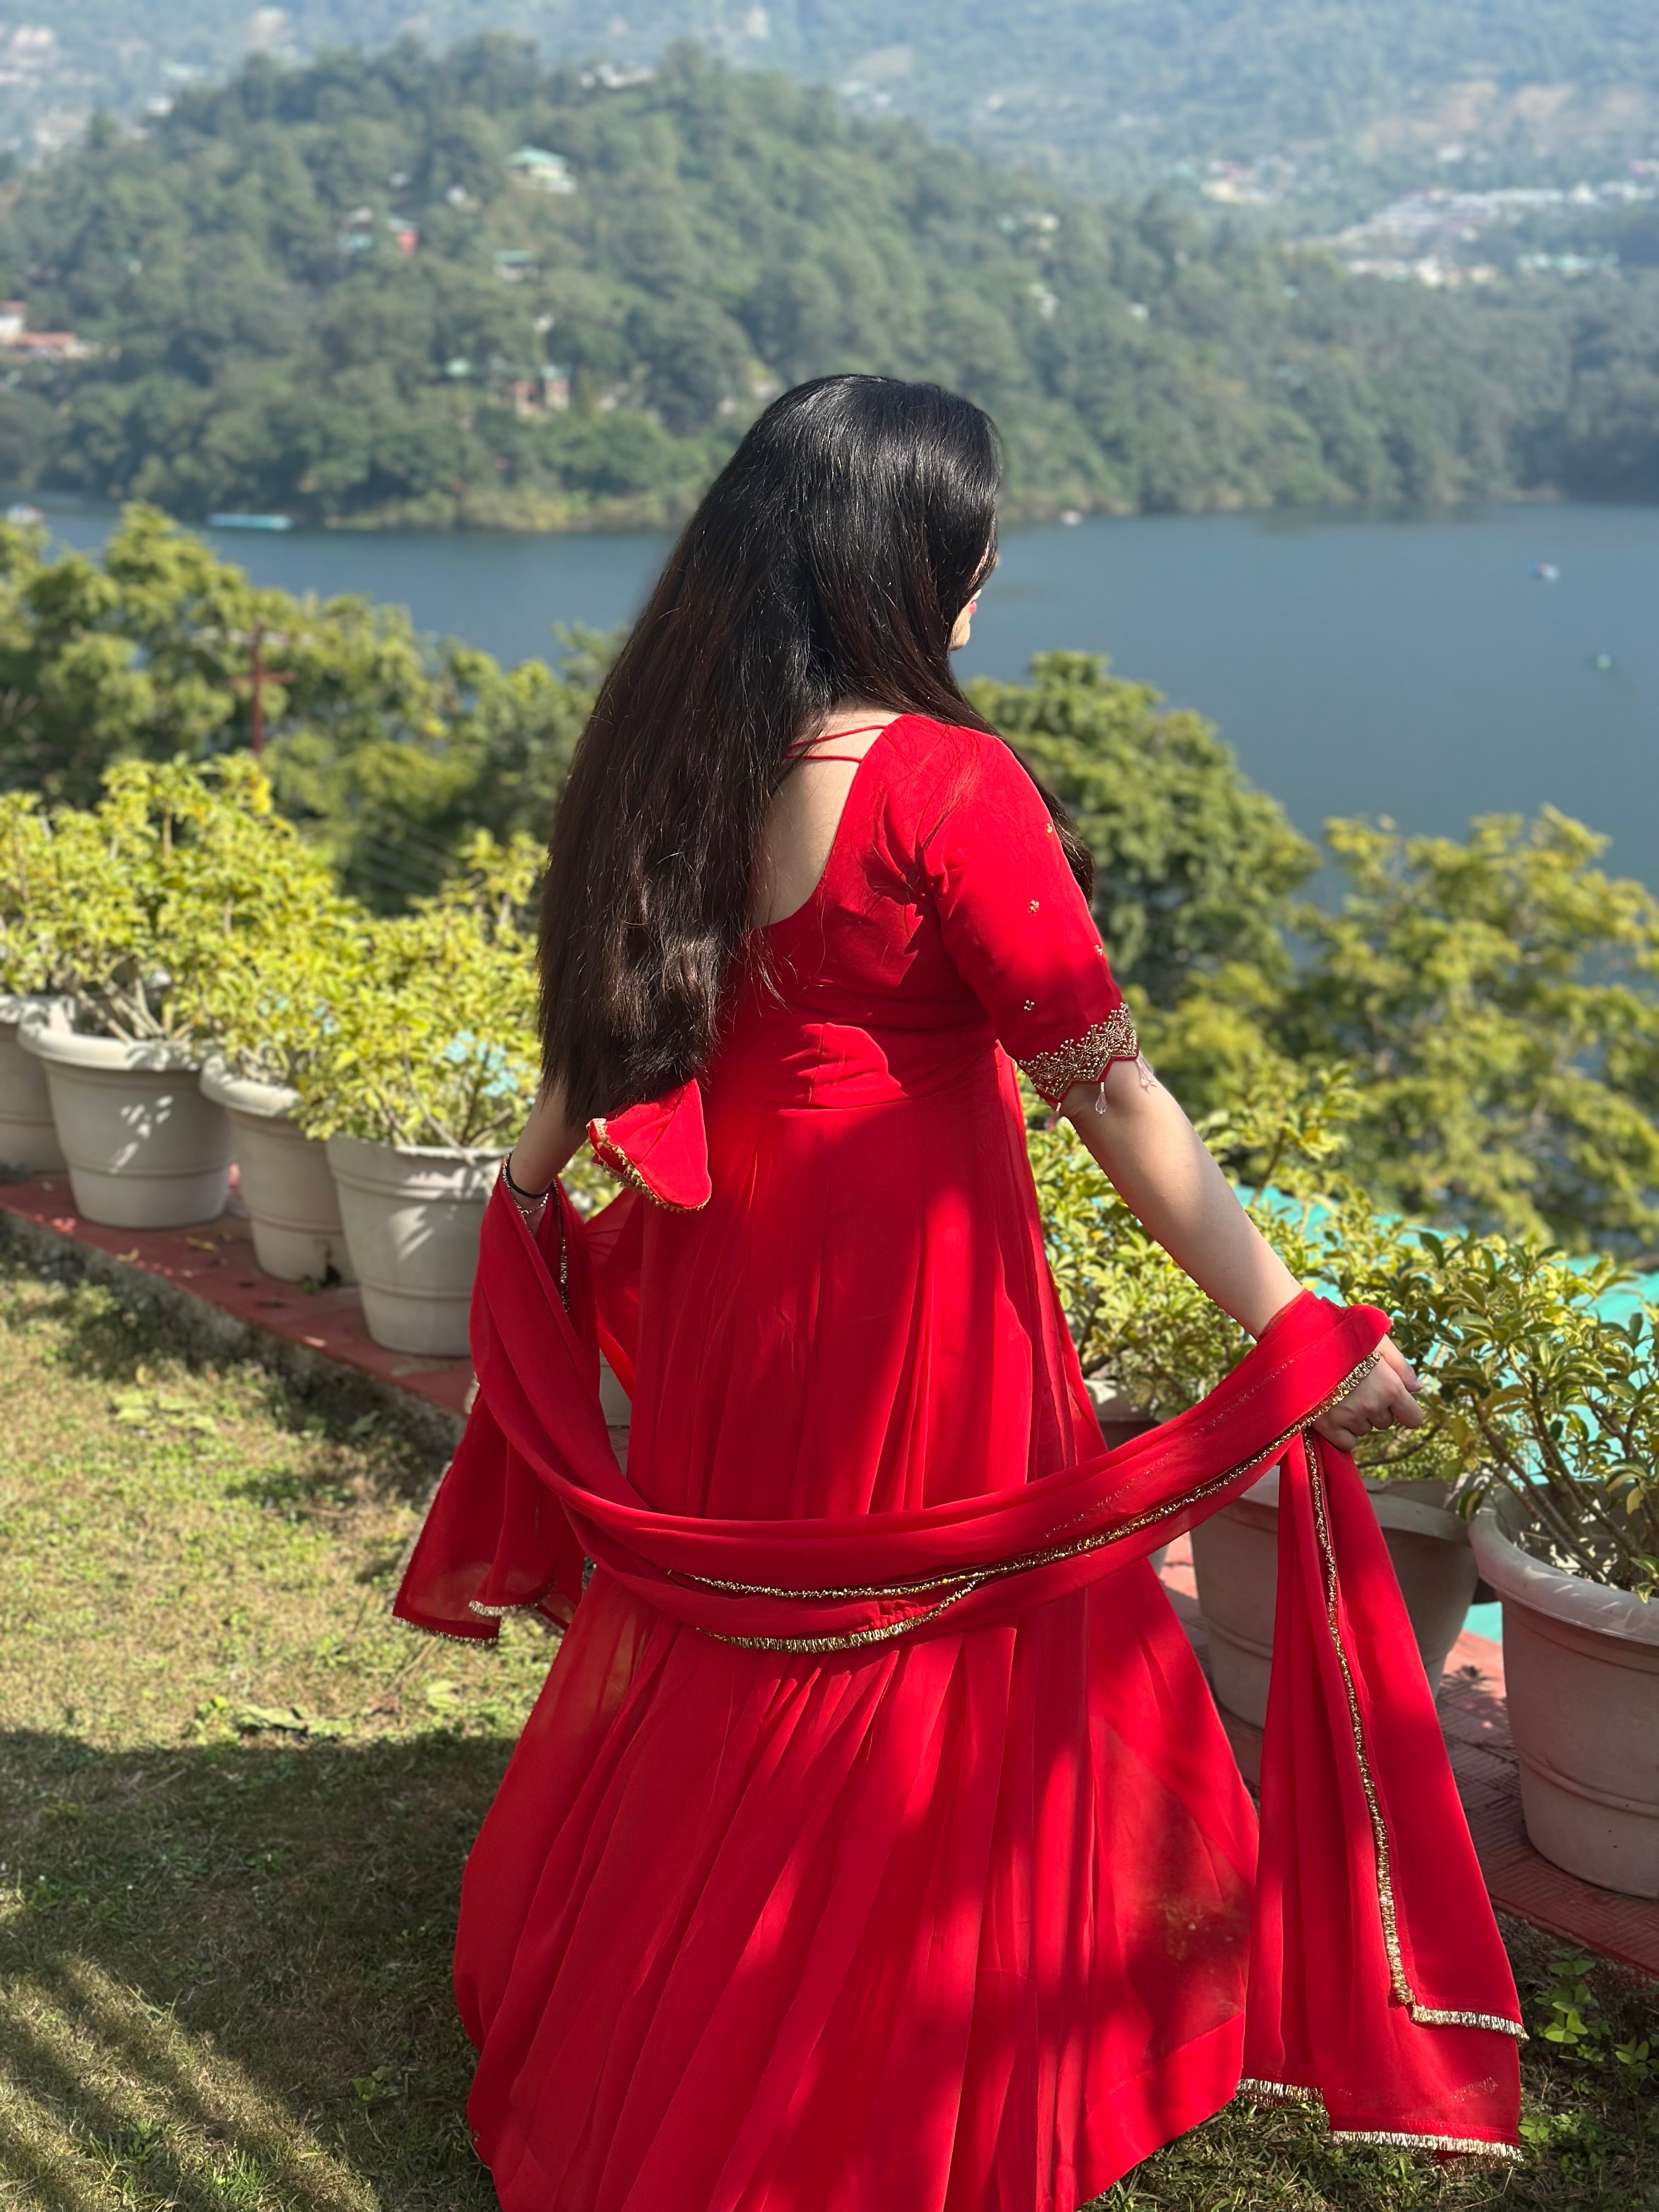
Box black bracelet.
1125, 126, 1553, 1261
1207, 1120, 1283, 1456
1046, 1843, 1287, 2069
503, 1152, 553, 1205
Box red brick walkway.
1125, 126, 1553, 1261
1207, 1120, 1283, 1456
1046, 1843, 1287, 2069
0, 1171, 473, 1419
4, 1172, 1656, 1982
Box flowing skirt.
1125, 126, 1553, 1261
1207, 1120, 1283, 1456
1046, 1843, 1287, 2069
458, 1563, 1257, 2212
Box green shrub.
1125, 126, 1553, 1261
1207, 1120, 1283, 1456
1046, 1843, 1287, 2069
1031, 1056, 1659, 1592
288, 831, 542, 1154
0, 791, 73, 997
1400, 1237, 1659, 1597
2, 757, 341, 1045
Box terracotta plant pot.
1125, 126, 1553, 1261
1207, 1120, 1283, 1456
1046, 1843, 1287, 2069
1191, 1470, 1479, 1730
199, 1056, 353, 1284
1471, 1496, 1659, 1898
0, 993, 68, 1172
20, 1007, 231, 1228
325, 1135, 501, 1356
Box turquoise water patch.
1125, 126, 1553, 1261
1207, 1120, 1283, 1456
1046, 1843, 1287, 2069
1463, 1600, 1504, 1646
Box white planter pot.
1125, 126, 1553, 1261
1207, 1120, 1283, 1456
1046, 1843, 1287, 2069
1471, 1498, 1659, 1898
20, 1009, 231, 1228
325, 1135, 502, 1356
199, 1057, 353, 1284
1192, 1470, 1479, 1730
0, 994, 68, 1172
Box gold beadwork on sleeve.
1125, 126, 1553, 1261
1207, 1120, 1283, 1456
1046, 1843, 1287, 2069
1017, 1006, 1140, 1103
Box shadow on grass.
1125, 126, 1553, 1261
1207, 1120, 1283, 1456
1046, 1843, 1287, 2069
0, 1727, 507, 2212
4, 1719, 1659, 2212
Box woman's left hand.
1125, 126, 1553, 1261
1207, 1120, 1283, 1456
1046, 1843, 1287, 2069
1313, 1335, 1424, 1453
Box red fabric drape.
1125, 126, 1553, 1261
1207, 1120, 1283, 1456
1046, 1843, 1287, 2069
396, 1181, 1522, 2163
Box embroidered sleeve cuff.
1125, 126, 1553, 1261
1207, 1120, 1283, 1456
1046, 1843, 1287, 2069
1016, 1007, 1140, 1104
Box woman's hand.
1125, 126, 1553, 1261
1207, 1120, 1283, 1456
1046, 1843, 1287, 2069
1060, 1064, 1426, 1456
1313, 1336, 1424, 1453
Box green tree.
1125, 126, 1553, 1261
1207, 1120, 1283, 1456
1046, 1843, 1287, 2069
0, 506, 600, 904
0, 505, 437, 805
968, 651, 1316, 1004
1278, 811, 1659, 1249
1145, 809, 1659, 1251
3, 36, 1632, 532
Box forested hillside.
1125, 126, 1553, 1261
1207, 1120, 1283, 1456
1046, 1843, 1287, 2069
5, 40, 1657, 529
8, 1, 1658, 202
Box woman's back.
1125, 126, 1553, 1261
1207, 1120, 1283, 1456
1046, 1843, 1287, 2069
620, 710, 1136, 1523
426, 376, 1482, 2212
458, 701, 1261, 2212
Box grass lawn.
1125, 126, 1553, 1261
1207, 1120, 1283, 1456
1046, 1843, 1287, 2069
1, 1241, 1655, 2212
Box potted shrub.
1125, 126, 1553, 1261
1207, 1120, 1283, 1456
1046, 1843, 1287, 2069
294, 834, 543, 1357
1028, 1062, 1481, 1719
0, 795, 69, 1172
195, 906, 368, 1283
19, 759, 337, 1229
1420, 1238, 1659, 1898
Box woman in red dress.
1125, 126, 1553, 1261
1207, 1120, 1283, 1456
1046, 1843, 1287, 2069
398, 377, 1520, 2207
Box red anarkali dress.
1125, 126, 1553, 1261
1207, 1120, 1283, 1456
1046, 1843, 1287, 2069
456, 714, 1262, 2209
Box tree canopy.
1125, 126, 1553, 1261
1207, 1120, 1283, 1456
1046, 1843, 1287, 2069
967, 652, 1316, 1006
7, 41, 1659, 527
0, 507, 597, 906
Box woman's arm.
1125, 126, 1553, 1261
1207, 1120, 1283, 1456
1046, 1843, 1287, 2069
503, 1082, 586, 1218
1060, 1057, 1422, 1451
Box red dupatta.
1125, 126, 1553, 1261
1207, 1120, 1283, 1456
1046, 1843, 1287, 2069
397, 1157, 1523, 2165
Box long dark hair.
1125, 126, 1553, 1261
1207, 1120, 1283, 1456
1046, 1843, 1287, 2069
538, 374, 1092, 1118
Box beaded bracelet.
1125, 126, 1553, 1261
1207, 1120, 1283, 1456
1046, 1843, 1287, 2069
499, 1154, 569, 1312
503, 1152, 553, 1211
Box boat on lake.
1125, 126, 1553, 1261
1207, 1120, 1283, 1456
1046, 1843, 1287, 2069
208, 512, 294, 532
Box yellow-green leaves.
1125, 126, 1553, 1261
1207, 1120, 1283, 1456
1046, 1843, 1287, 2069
1403, 1234, 1659, 1596
285, 831, 541, 1153
1282, 810, 1659, 1249
3, 749, 541, 1148
1, 756, 340, 1042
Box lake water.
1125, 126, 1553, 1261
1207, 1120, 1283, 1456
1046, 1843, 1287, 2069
40, 495, 1659, 888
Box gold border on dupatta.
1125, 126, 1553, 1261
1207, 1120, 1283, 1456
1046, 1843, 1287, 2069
588, 1117, 712, 1212
1304, 1442, 1527, 2042
685, 1349, 1530, 2076
1234, 2081, 1523, 2166
689, 1354, 1381, 1646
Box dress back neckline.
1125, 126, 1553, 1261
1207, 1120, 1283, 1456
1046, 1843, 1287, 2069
763, 713, 911, 935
